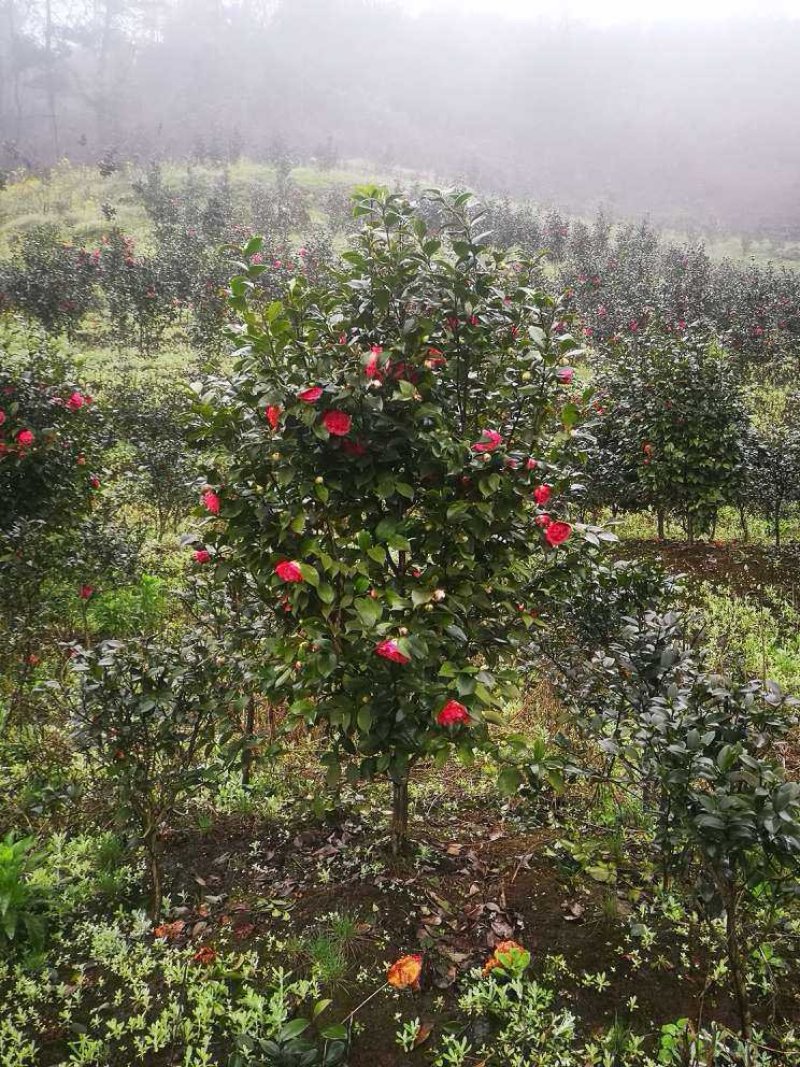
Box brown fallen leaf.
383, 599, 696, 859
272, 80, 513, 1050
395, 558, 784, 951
153, 920, 185, 941
413, 1022, 434, 1048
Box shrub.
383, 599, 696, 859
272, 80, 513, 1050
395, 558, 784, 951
196, 187, 598, 852
69, 631, 238, 918
591, 323, 748, 539
570, 609, 800, 1035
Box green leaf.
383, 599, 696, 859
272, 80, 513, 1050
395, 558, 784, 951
298, 564, 320, 588
498, 767, 523, 796
354, 597, 382, 627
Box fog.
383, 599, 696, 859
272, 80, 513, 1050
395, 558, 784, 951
1, 0, 799, 236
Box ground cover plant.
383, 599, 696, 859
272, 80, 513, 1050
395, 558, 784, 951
1, 168, 799, 1066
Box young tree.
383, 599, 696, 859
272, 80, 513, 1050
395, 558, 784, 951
70, 631, 236, 920
592, 323, 748, 541
196, 187, 597, 853
745, 387, 800, 547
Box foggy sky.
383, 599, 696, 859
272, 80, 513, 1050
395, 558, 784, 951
2, 0, 799, 238
398, 0, 800, 24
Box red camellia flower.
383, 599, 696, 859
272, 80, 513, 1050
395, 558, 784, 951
298, 386, 323, 403
322, 410, 351, 436
201, 490, 220, 515
342, 438, 367, 457
425, 347, 447, 369
78, 584, 94, 600
533, 484, 552, 505
556, 367, 574, 384
16, 429, 34, 447
472, 429, 502, 453
89, 475, 101, 489
545, 521, 572, 548
535, 513, 552, 528
194, 549, 212, 564
437, 699, 470, 727
275, 560, 304, 583
375, 640, 410, 665
66, 391, 87, 411
266, 405, 282, 430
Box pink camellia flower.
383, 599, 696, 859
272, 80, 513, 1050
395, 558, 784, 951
535, 513, 552, 528
365, 346, 383, 380
526, 458, 538, 471
322, 410, 351, 436
66, 391, 87, 411
339, 333, 347, 345
250, 252, 264, 265
472, 429, 503, 454
583, 327, 594, 338
628, 320, 639, 333
274, 560, 304, 583
375, 640, 410, 665
78, 584, 94, 600
201, 490, 220, 515
16, 429, 34, 447
266, 405, 282, 430
437, 699, 470, 727
298, 386, 323, 403
545, 521, 573, 548
533, 484, 552, 505
556, 367, 574, 384
194, 549, 211, 564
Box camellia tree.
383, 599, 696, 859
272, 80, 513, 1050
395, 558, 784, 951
591, 323, 748, 541
0, 322, 101, 728
195, 188, 600, 853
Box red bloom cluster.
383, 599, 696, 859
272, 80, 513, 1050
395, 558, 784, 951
472, 429, 503, 454
437, 699, 470, 727
201, 490, 220, 515
544, 521, 572, 548
275, 560, 304, 583
322, 410, 351, 436
298, 386, 323, 403
375, 640, 410, 664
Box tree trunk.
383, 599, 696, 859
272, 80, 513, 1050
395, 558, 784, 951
656, 508, 665, 540
774, 507, 781, 548
390, 774, 410, 856
738, 506, 749, 543
44, 0, 60, 160
144, 828, 164, 922
241, 693, 256, 786
724, 886, 752, 1041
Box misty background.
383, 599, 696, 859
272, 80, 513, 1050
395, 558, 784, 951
1, 0, 799, 238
